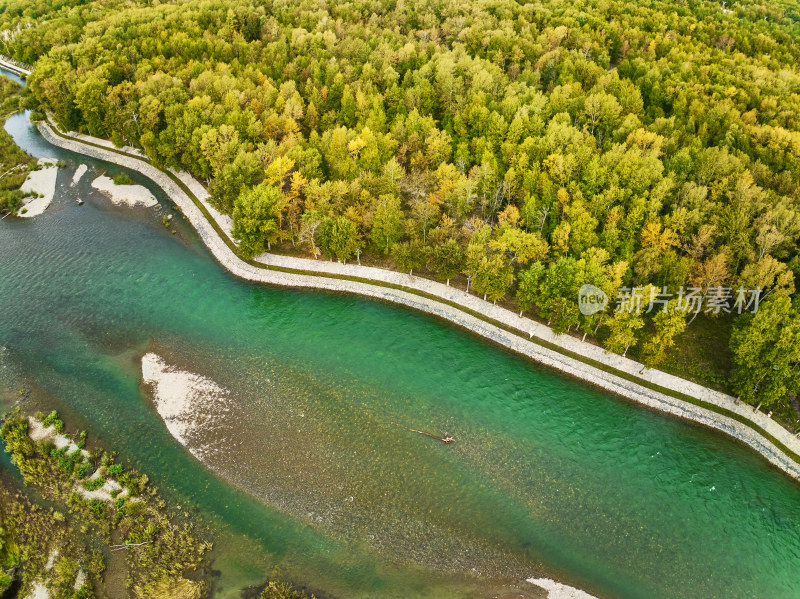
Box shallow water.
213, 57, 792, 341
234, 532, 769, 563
0, 67, 26, 87
2, 110, 800, 599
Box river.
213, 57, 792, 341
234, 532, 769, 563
2, 84, 800, 598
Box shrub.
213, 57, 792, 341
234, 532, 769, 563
88, 498, 105, 517
83, 477, 106, 492
112, 173, 134, 185
41, 410, 64, 433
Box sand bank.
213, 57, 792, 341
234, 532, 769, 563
18, 157, 58, 218
24, 582, 49, 599
71, 164, 87, 185
528, 578, 600, 599
27, 416, 127, 502
23, 549, 57, 599
78, 469, 125, 502
91, 174, 156, 208
73, 570, 86, 591
141, 352, 233, 459
28, 418, 86, 455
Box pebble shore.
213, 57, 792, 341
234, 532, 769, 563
37, 120, 800, 482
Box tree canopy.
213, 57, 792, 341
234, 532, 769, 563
5, 0, 800, 407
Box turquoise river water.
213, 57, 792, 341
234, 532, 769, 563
2, 106, 800, 599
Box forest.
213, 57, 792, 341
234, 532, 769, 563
1, 0, 799, 411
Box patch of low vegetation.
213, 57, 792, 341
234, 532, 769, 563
257, 580, 317, 599
111, 172, 134, 185
0, 409, 212, 598
0, 475, 103, 598
41, 408, 64, 431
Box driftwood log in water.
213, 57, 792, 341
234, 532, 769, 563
109, 541, 153, 551
394, 423, 454, 444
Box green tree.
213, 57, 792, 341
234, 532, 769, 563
516, 262, 545, 316
430, 239, 464, 285
73, 72, 109, 135
575, 249, 627, 340
640, 300, 689, 368
583, 92, 622, 145
370, 194, 405, 253
489, 226, 549, 264
393, 239, 428, 275
604, 310, 644, 357
318, 216, 361, 263
730, 296, 800, 407
210, 149, 263, 213
539, 257, 581, 332
472, 254, 514, 303
232, 184, 285, 258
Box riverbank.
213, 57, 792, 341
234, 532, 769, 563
0, 55, 31, 77
35, 119, 800, 485
0, 79, 36, 216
